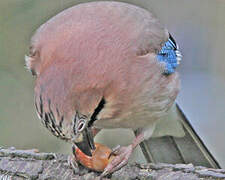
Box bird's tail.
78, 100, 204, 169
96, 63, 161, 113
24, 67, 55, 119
139, 103, 220, 168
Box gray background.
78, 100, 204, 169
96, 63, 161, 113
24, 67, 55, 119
0, 0, 224, 168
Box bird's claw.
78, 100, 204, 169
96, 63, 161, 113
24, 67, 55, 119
67, 154, 80, 174
68, 145, 80, 174
109, 145, 121, 156
101, 145, 133, 177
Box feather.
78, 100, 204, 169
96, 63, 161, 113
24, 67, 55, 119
157, 35, 182, 75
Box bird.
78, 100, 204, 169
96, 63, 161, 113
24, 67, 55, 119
25, 1, 187, 176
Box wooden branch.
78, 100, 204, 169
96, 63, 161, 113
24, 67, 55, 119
0, 147, 225, 180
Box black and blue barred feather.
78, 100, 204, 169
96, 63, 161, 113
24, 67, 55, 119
157, 34, 182, 75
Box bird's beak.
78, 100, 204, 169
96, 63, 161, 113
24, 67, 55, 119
74, 128, 95, 156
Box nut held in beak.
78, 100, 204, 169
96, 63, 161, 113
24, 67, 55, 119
74, 143, 115, 172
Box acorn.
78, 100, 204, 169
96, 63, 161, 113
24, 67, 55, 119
74, 143, 115, 172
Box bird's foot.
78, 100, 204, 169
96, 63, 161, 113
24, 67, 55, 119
101, 144, 133, 177
67, 153, 80, 174
100, 132, 145, 177
67, 145, 81, 174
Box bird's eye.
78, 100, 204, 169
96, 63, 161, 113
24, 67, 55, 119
77, 120, 86, 132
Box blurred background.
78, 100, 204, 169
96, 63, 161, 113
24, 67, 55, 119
0, 0, 224, 168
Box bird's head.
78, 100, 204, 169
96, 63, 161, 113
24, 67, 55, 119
71, 112, 95, 156
25, 45, 107, 156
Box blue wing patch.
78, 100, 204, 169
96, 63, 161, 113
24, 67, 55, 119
157, 34, 182, 75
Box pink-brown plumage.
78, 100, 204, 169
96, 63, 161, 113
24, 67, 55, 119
26, 1, 181, 175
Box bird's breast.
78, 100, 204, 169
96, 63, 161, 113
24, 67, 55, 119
93, 71, 180, 130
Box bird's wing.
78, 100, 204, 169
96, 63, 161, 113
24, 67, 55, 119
149, 34, 185, 138
139, 35, 220, 168
157, 34, 182, 75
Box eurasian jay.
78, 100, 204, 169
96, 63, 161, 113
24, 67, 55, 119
26, 1, 185, 176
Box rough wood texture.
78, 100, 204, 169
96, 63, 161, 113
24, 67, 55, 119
0, 147, 225, 180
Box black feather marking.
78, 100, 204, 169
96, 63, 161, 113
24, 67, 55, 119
88, 97, 105, 127
48, 99, 56, 124
48, 99, 51, 110
37, 97, 68, 140
47, 100, 64, 137
47, 99, 63, 136
56, 125, 63, 134
44, 113, 49, 122
50, 118, 61, 136
50, 127, 58, 136
55, 108, 63, 133
34, 97, 40, 114
73, 112, 79, 134
35, 99, 42, 118
47, 113, 56, 128
43, 113, 50, 130
44, 113, 58, 137
73, 112, 77, 133
56, 108, 60, 118
59, 116, 64, 128
48, 99, 53, 119
49, 112, 55, 124
39, 95, 43, 118
169, 34, 177, 49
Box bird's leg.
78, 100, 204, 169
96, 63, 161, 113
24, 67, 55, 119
101, 131, 145, 177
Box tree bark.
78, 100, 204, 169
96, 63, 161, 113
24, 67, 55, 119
0, 147, 224, 180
